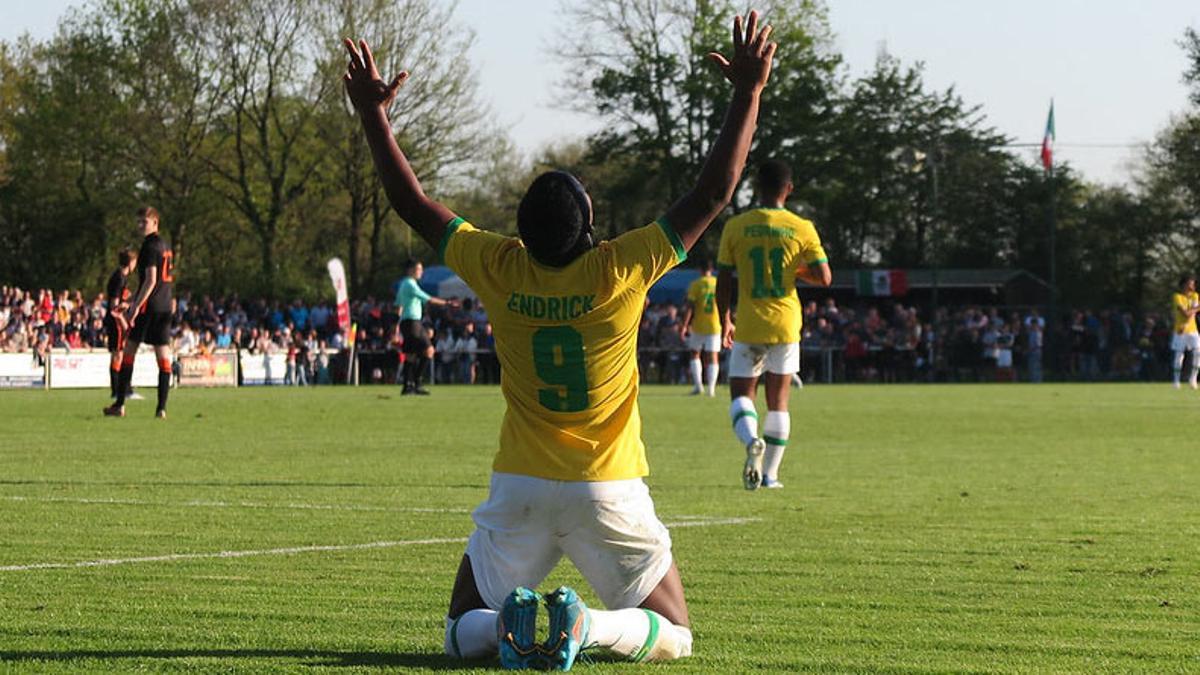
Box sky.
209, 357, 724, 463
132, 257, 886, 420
3, 0, 1198, 185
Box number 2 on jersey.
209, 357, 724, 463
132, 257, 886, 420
532, 326, 588, 412
748, 245, 787, 298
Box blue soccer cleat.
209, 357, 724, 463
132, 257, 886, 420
542, 586, 591, 671
497, 587, 543, 670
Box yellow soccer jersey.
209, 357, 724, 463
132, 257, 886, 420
686, 275, 720, 335
717, 207, 827, 344
441, 217, 686, 481
1173, 291, 1200, 334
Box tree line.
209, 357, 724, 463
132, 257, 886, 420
1, 0, 1198, 313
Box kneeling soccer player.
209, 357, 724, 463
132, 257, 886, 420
343, 10, 776, 670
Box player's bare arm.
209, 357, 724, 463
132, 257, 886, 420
343, 38, 456, 248
125, 266, 157, 323
663, 11, 776, 250
680, 302, 695, 338
716, 266, 735, 349
797, 261, 832, 287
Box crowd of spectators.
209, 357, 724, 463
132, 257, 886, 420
1, 283, 1186, 385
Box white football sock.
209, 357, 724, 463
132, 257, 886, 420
762, 410, 790, 481
730, 397, 758, 446
689, 358, 703, 391
1190, 359, 1199, 385
1173, 351, 1185, 384
445, 609, 498, 659
587, 608, 692, 662
704, 362, 718, 396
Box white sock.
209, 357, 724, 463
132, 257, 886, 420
704, 362, 718, 395
1190, 360, 1199, 384
445, 610, 498, 659
730, 397, 758, 446
587, 608, 692, 661
689, 358, 703, 390
1173, 351, 1184, 384
792, 373, 803, 388
763, 410, 790, 481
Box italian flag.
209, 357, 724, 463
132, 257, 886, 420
856, 270, 909, 297
1040, 100, 1055, 172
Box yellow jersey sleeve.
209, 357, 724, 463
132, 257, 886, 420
440, 217, 517, 290
607, 219, 687, 290
799, 224, 828, 268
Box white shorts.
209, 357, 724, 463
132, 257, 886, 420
686, 332, 721, 353
465, 472, 673, 611
1172, 333, 1200, 352
729, 341, 800, 378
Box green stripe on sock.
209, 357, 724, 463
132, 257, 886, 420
449, 617, 462, 658
731, 410, 758, 425
632, 609, 660, 663
763, 435, 788, 447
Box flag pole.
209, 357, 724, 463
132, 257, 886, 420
1042, 100, 1058, 380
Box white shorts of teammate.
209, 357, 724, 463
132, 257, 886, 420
1171, 332, 1200, 352
465, 472, 673, 611
686, 332, 722, 353
728, 341, 800, 378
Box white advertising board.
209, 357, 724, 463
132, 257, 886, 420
0, 353, 46, 388
239, 352, 288, 386
48, 350, 160, 389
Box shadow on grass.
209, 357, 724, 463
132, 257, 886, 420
0, 479, 488, 489
0, 649, 475, 670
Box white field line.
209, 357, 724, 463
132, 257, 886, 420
1, 495, 470, 514
0, 517, 760, 573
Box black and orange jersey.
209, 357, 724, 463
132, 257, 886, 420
106, 268, 130, 313
136, 233, 174, 313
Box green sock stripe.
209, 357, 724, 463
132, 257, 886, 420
632, 609, 660, 663
763, 435, 788, 447
449, 617, 462, 658
731, 410, 758, 426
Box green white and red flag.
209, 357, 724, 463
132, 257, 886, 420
1040, 100, 1055, 172
856, 270, 909, 297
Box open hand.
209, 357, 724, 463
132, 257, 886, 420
722, 322, 736, 350
343, 38, 408, 112
707, 10, 776, 93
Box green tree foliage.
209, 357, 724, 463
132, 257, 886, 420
0, 0, 489, 299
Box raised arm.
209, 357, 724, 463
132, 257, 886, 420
663, 11, 776, 251
343, 39, 456, 248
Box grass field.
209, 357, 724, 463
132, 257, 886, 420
1, 383, 1198, 673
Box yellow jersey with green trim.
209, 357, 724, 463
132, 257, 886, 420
685, 275, 720, 335
717, 207, 827, 344
1172, 291, 1199, 334
441, 217, 687, 481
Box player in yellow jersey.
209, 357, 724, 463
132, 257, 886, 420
717, 160, 831, 490
681, 260, 721, 396
1170, 274, 1200, 389
344, 11, 775, 670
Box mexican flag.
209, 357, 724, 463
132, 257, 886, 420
1040, 100, 1055, 172
856, 270, 909, 297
